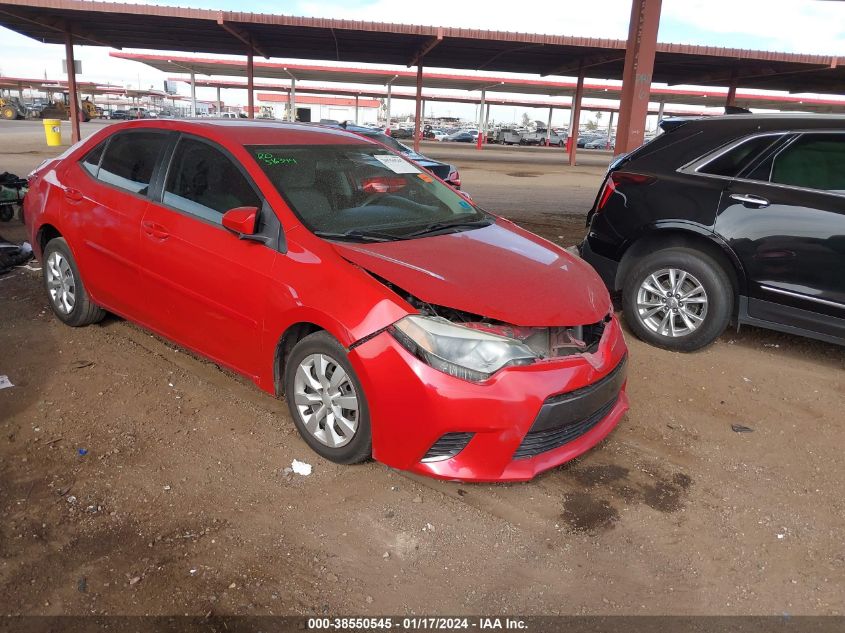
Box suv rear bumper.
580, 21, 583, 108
579, 237, 620, 291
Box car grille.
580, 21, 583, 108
512, 397, 617, 459
421, 432, 474, 462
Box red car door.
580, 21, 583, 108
139, 135, 279, 378
64, 130, 170, 320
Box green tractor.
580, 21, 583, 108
0, 96, 28, 120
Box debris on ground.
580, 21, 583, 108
0, 234, 33, 276
290, 459, 312, 476
0, 375, 13, 390
731, 424, 754, 433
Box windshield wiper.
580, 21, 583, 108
403, 217, 492, 238
314, 228, 405, 243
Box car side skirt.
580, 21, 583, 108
738, 296, 845, 347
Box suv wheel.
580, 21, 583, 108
284, 331, 372, 464
622, 247, 732, 351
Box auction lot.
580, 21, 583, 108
1, 119, 844, 615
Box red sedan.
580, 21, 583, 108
24, 120, 628, 482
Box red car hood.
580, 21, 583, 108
332, 220, 610, 326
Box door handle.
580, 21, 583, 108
142, 220, 170, 241
64, 188, 83, 202
729, 193, 769, 208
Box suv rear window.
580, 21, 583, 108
697, 134, 783, 177
97, 131, 168, 195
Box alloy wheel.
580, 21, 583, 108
636, 268, 708, 337
292, 353, 359, 448
45, 251, 76, 315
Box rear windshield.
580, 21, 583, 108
250, 144, 485, 239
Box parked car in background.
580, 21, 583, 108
584, 137, 610, 149
521, 129, 566, 146
108, 110, 130, 120
126, 107, 149, 119
24, 119, 627, 481
388, 127, 413, 139
445, 131, 475, 143
577, 133, 603, 148
328, 123, 462, 189
580, 114, 845, 351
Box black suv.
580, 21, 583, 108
580, 114, 845, 351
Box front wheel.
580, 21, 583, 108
622, 247, 732, 352
284, 331, 372, 464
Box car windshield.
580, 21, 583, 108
250, 144, 488, 241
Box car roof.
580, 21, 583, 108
101, 119, 376, 147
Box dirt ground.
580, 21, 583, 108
1, 120, 844, 616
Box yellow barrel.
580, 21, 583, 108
43, 119, 62, 146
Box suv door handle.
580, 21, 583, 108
729, 193, 770, 208
64, 188, 83, 202
142, 220, 170, 241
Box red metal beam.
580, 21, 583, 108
217, 17, 268, 59
408, 30, 444, 67
543, 53, 624, 77
568, 63, 585, 167
64, 27, 80, 143
413, 63, 423, 152
614, 0, 662, 155
726, 68, 738, 107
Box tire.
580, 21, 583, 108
284, 331, 372, 464
1, 105, 15, 120
622, 247, 732, 352
42, 238, 105, 327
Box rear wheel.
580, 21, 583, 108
42, 238, 105, 327
622, 247, 732, 351
284, 331, 372, 464
1, 105, 16, 120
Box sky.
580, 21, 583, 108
2, 0, 845, 124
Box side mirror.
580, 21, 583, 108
222, 206, 259, 237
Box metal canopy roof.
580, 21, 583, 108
0, 0, 842, 94
112, 53, 845, 113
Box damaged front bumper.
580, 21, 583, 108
347, 313, 629, 482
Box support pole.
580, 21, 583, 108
485, 103, 491, 141
476, 89, 485, 150
64, 28, 80, 143
568, 64, 585, 167
656, 100, 665, 126
355, 94, 360, 125
606, 111, 615, 149
413, 63, 423, 153
614, 0, 662, 155
247, 49, 255, 119
216, 86, 221, 116
190, 71, 197, 118
289, 78, 296, 122
726, 68, 738, 107
386, 82, 392, 131
546, 106, 553, 146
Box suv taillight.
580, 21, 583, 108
596, 171, 655, 212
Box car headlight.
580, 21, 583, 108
390, 315, 537, 382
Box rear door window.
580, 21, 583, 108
163, 137, 261, 224
80, 140, 107, 178
765, 133, 845, 193
97, 131, 168, 195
